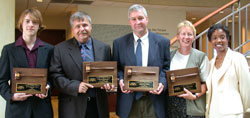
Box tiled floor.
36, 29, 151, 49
52, 96, 250, 118
51, 96, 58, 118
110, 112, 119, 118
51, 96, 119, 118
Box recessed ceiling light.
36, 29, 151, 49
191, 17, 196, 20
235, 15, 239, 18
219, 11, 224, 14
228, 20, 232, 22
37, 0, 43, 2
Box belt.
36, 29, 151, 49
87, 97, 96, 102
143, 92, 149, 96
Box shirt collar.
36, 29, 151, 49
76, 37, 93, 50
133, 30, 149, 44
15, 36, 44, 50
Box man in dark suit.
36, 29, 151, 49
50, 11, 113, 118
0, 8, 53, 118
113, 4, 170, 118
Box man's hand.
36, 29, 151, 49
149, 83, 164, 95
119, 79, 132, 94
12, 93, 33, 101
78, 82, 94, 93
35, 84, 50, 99
100, 83, 115, 92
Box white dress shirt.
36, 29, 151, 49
133, 32, 149, 67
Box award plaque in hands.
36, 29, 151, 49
12, 68, 47, 94
124, 66, 159, 91
83, 61, 117, 87
166, 67, 201, 96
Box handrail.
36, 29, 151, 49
234, 39, 250, 51
243, 50, 250, 57
170, 0, 239, 45
196, 3, 250, 40
195, 3, 249, 50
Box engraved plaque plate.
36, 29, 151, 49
128, 80, 154, 88
16, 83, 41, 93
83, 61, 117, 87
87, 75, 113, 84
166, 67, 201, 96
124, 66, 159, 91
12, 68, 47, 94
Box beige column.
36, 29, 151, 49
0, 0, 15, 117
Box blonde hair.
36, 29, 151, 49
17, 8, 45, 32
177, 20, 196, 37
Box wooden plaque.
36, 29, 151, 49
124, 66, 159, 91
83, 61, 117, 87
12, 68, 47, 94
166, 67, 201, 96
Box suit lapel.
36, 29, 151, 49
10, 46, 29, 67
208, 58, 215, 91
36, 46, 48, 68
68, 39, 83, 72
126, 34, 136, 65
92, 39, 103, 61
206, 50, 231, 114
147, 32, 156, 66
206, 68, 213, 115
206, 58, 215, 114
214, 48, 232, 82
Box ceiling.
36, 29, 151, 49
15, 0, 249, 26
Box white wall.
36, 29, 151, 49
77, 5, 186, 44
0, 0, 15, 117
43, 15, 69, 30
15, 5, 186, 45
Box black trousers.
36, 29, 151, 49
86, 97, 99, 118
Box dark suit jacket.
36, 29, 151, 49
113, 32, 170, 118
0, 40, 54, 118
50, 38, 111, 118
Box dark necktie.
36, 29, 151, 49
136, 39, 142, 66
135, 39, 143, 100
81, 44, 95, 97
81, 44, 93, 62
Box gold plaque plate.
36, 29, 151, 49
12, 68, 47, 94
166, 67, 201, 96
124, 66, 159, 91
83, 61, 117, 87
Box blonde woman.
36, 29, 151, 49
166, 20, 209, 118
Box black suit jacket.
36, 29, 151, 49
0, 40, 54, 118
50, 38, 111, 118
113, 32, 170, 118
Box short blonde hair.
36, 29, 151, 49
17, 8, 45, 32
177, 20, 196, 37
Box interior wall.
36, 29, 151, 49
242, 22, 250, 54
77, 5, 186, 47
15, 14, 70, 42
14, 5, 185, 47
0, 0, 15, 117
43, 15, 69, 30
15, 15, 69, 30
43, 15, 70, 42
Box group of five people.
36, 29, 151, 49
0, 3, 249, 118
